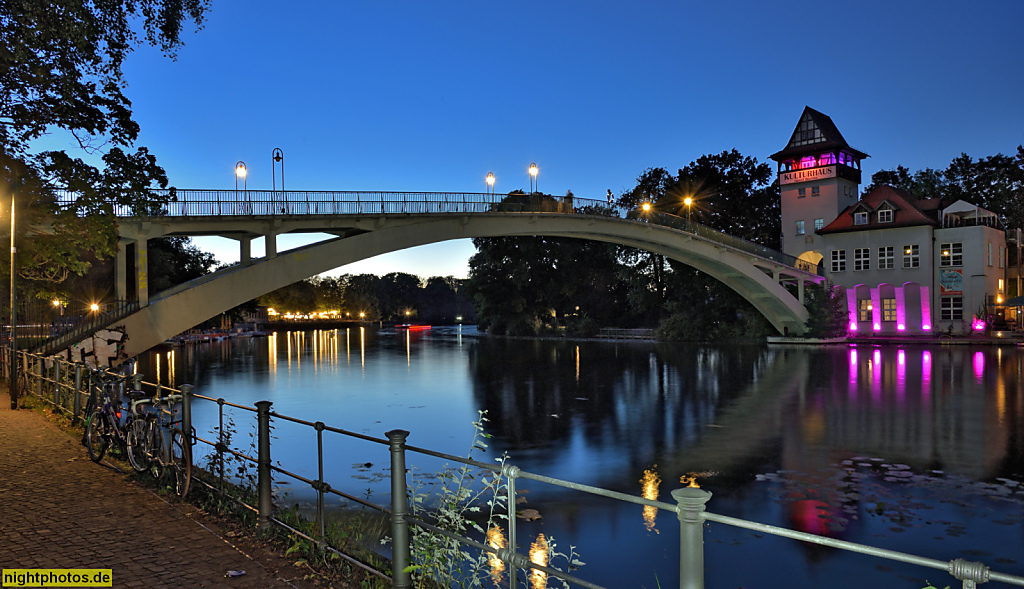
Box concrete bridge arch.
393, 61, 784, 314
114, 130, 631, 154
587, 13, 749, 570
113, 212, 822, 357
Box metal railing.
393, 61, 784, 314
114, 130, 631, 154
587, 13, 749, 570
55, 189, 615, 218
183, 380, 1022, 589
15, 350, 1011, 588
3, 348, 191, 429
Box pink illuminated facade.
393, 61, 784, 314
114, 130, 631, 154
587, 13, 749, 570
772, 107, 1010, 336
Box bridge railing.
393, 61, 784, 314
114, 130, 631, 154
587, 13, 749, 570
640, 211, 824, 276
55, 189, 618, 218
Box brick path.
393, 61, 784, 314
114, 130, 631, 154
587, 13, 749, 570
0, 387, 313, 588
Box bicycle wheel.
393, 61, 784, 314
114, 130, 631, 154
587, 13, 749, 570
85, 409, 109, 462
147, 422, 165, 480
126, 419, 150, 472
169, 428, 192, 497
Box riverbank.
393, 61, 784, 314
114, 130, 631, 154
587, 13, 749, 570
769, 332, 1024, 346
0, 386, 366, 588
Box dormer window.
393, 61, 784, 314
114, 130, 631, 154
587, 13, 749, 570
854, 212, 868, 225
877, 209, 893, 223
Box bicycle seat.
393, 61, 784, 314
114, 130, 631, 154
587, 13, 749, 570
125, 390, 150, 401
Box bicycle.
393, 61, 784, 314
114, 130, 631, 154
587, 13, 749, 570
83, 370, 152, 470
129, 389, 191, 498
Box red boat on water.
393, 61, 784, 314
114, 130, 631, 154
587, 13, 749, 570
396, 324, 431, 332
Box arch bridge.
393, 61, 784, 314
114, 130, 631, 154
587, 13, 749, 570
48, 190, 825, 359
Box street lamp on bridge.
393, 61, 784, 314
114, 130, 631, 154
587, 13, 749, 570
235, 161, 247, 191
272, 148, 284, 191
528, 163, 538, 194
684, 196, 693, 223
486, 172, 495, 195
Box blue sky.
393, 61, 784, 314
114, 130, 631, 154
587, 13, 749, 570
95, 0, 1024, 278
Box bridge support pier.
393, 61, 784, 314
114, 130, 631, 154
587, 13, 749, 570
798, 278, 805, 305
240, 237, 251, 265
265, 233, 278, 259
136, 239, 148, 307
115, 240, 128, 301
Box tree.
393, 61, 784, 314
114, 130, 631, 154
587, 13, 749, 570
0, 0, 209, 297
802, 282, 848, 338
146, 237, 217, 293
617, 150, 782, 339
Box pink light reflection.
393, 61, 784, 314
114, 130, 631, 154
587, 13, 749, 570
871, 349, 882, 402
974, 352, 985, 381
922, 351, 931, 399
896, 349, 906, 403
848, 349, 857, 391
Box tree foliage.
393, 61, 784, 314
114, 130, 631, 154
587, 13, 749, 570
802, 281, 848, 338
0, 0, 209, 295
467, 150, 782, 340
864, 147, 1024, 230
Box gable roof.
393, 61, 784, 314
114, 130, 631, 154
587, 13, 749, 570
817, 185, 937, 234
770, 106, 869, 162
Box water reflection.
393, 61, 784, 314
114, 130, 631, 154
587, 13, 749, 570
486, 525, 506, 585
529, 533, 548, 589
640, 466, 660, 532
135, 337, 1024, 589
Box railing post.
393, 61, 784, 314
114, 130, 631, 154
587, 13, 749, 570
53, 360, 61, 407
73, 365, 82, 422
217, 398, 226, 492
256, 400, 273, 532
132, 373, 143, 392
180, 385, 193, 448
34, 357, 42, 398
387, 429, 411, 589
315, 421, 326, 539
673, 487, 712, 589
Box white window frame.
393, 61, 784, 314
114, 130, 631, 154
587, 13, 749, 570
854, 211, 868, 225
795, 220, 805, 236
858, 299, 872, 321
831, 249, 846, 272
814, 218, 824, 231
940, 296, 963, 321
877, 209, 893, 223
878, 246, 894, 269
882, 298, 897, 322
903, 244, 920, 268
854, 248, 870, 271
940, 242, 963, 267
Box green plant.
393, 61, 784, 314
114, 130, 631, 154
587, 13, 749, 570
401, 411, 584, 589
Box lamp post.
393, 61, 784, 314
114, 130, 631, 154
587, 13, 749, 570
235, 161, 247, 191
272, 148, 284, 191
8, 193, 16, 409
486, 172, 495, 195
684, 197, 693, 224
529, 163, 538, 194
235, 161, 247, 214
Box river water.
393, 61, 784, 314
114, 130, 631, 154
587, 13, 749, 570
138, 329, 1024, 589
